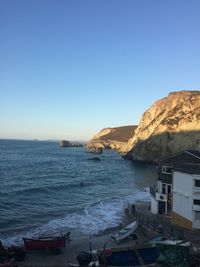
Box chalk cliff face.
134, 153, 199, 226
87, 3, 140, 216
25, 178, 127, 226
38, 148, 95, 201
87, 126, 137, 153
126, 90, 200, 162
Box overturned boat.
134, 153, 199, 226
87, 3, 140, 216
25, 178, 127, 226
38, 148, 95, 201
111, 221, 138, 243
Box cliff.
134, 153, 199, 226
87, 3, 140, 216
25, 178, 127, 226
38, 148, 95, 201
126, 90, 200, 162
87, 125, 137, 153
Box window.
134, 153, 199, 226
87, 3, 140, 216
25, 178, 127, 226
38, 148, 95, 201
195, 211, 200, 220
162, 166, 172, 174
167, 185, 171, 194
162, 184, 166, 194
193, 199, 200, 205
194, 180, 200, 187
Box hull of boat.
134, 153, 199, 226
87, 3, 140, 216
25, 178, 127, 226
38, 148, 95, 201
23, 237, 67, 250
99, 245, 157, 266
99, 243, 190, 266
113, 221, 138, 243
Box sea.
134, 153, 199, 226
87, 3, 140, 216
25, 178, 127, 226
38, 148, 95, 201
0, 139, 157, 247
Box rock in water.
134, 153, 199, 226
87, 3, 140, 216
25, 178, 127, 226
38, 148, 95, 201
88, 157, 101, 161
60, 140, 71, 147
59, 140, 83, 148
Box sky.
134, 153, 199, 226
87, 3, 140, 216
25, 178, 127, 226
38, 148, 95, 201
1, 0, 200, 141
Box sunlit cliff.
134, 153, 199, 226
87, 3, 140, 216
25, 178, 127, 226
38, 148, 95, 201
87, 126, 137, 153
126, 90, 200, 162
88, 90, 200, 163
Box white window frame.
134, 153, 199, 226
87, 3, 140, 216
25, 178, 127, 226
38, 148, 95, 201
162, 165, 172, 174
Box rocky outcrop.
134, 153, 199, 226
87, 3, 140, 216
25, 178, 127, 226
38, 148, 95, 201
87, 126, 137, 154
126, 90, 200, 162
60, 140, 83, 148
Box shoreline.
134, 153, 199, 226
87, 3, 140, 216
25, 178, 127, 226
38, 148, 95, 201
17, 202, 152, 266
18, 227, 123, 266
10, 200, 200, 266
0, 201, 154, 266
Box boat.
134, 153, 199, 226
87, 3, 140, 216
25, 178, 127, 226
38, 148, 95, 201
75, 238, 191, 266
23, 236, 67, 250
156, 239, 191, 246
144, 235, 166, 244
97, 242, 191, 267
111, 221, 138, 243
76, 244, 157, 266
99, 245, 157, 266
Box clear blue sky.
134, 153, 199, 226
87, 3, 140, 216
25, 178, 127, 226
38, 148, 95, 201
1, 0, 200, 141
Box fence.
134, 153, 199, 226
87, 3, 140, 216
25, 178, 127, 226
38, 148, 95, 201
124, 203, 183, 239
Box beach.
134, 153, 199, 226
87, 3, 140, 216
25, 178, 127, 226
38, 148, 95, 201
17, 203, 153, 267
6, 202, 200, 267
18, 227, 138, 267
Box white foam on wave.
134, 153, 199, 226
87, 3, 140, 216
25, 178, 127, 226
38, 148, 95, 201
1, 189, 150, 247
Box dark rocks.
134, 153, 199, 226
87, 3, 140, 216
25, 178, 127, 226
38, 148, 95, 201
88, 157, 101, 161
59, 140, 83, 148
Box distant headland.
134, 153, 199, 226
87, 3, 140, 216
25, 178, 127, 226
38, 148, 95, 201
87, 90, 200, 163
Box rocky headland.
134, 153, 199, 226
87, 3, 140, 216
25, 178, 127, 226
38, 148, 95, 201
87, 90, 200, 163
59, 140, 83, 148
126, 90, 200, 162
87, 125, 137, 154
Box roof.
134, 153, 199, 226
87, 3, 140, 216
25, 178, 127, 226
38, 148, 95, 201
159, 150, 200, 164
174, 165, 200, 175
186, 150, 200, 159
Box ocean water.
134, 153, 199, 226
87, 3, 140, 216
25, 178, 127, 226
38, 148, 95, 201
0, 139, 157, 247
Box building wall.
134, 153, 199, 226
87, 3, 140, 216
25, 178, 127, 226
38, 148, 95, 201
157, 181, 162, 193
192, 174, 200, 229
172, 211, 193, 230
172, 171, 193, 226
151, 195, 158, 214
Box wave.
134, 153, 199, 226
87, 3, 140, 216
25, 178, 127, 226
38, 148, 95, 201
0, 181, 94, 195
0, 190, 150, 247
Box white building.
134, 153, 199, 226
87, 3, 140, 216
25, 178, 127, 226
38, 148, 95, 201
172, 167, 200, 230
150, 150, 200, 230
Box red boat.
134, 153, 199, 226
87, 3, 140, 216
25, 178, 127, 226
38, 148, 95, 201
23, 236, 67, 250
